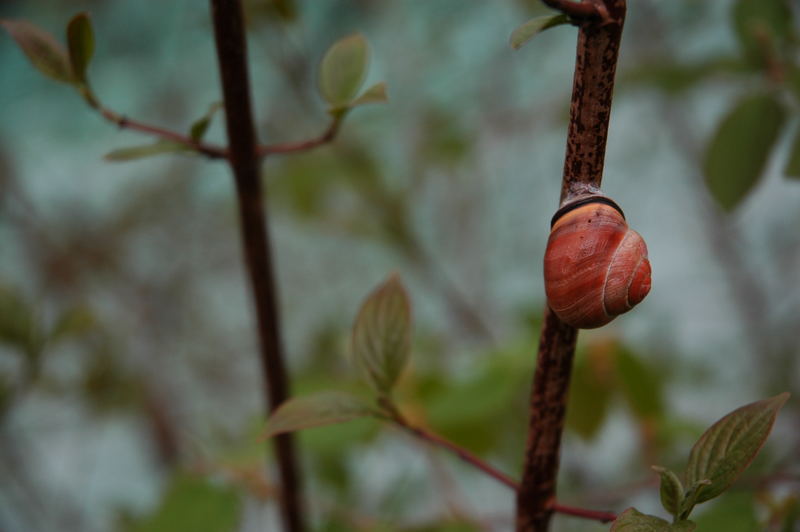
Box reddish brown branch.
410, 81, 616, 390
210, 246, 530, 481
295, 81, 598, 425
97, 106, 229, 159
551, 504, 616, 523
259, 116, 343, 157
209, 1, 304, 531
516, 1, 626, 531
391, 416, 616, 523
395, 420, 518, 490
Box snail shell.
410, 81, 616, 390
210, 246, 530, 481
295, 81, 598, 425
543, 197, 651, 329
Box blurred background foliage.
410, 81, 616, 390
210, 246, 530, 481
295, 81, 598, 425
0, 0, 798, 531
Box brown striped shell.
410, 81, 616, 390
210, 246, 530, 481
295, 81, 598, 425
543, 201, 651, 329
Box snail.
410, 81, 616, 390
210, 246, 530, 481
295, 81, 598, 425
543, 195, 651, 329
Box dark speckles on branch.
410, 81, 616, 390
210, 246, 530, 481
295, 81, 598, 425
517, 1, 627, 530
560, 7, 625, 203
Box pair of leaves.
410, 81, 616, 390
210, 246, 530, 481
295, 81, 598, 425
614, 393, 789, 530
319, 33, 388, 113
1, 13, 94, 89
114, 33, 389, 163
262, 275, 412, 439
1, 12, 189, 163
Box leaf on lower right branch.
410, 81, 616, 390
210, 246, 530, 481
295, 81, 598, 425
611, 508, 695, 531
684, 392, 789, 504
351, 274, 412, 396
261, 391, 376, 439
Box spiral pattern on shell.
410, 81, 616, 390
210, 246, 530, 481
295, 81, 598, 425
543, 200, 651, 329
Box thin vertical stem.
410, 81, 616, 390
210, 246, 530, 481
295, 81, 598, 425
516, 1, 626, 531
209, 1, 304, 530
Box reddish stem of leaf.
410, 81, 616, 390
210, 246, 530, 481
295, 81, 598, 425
393, 418, 616, 523
550, 503, 617, 523
97, 107, 229, 159
259, 117, 342, 157
516, 1, 626, 531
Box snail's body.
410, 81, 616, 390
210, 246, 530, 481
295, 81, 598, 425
543, 199, 651, 329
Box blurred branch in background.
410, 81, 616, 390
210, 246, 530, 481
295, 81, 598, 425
210, 0, 304, 529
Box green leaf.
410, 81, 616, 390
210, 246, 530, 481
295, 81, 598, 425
1, 19, 75, 83
351, 274, 412, 395
509, 14, 570, 50
319, 33, 369, 109
126, 473, 241, 532
262, 391, 375, 439
66, 12, 93, 85
784, 123, 800, 179
703, 92, 786, 210
685, 393, 789, 504
350, 82, 388, 108
104, 141, 190, 161
610, 508, 673, 531
189, 102, 223, 142
652, 466, 684, 517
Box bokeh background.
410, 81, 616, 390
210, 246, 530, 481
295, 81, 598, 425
1, 0, 798, 531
